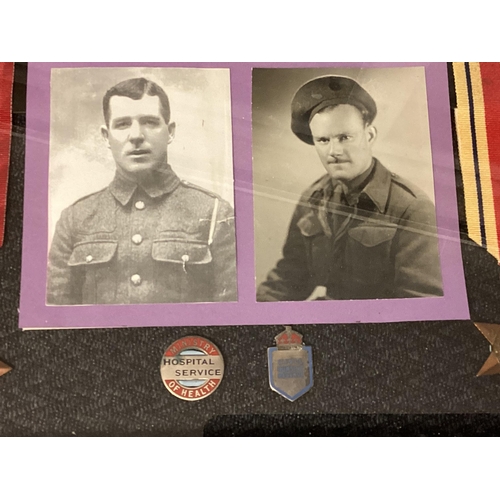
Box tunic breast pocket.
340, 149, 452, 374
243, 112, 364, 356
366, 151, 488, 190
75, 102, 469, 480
346, 222, 397, 287
68, 240, 118, 303
151, 238, 213, 303
152, 239, 212, 265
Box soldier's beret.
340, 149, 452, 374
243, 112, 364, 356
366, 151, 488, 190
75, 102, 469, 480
291, 75, 377, 145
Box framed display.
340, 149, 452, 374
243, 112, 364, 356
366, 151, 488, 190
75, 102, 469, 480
19, 62, 468, 329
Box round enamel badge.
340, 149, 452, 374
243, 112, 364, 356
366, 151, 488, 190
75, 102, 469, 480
160, 336, 224, 401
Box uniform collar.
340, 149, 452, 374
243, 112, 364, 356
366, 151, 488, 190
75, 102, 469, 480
339, 160, 375, 206
109, 164, 181, 206
358, 158, 391, 213
309, 157, 391, 213
324, 158, 391, 213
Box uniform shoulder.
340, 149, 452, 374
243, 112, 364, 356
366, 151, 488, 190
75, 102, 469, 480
178, 179, 222, 199
388, 171, 431, 202
56, 187, 112, 233
62, 187, 108, 214
300, 174, 331, 200
68, 187, 108, 208
177, 179, 234, 214
178, 179, 234, 205
385, 169, 437, 222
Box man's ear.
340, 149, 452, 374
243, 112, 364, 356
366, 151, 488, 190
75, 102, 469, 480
167, 122, 176, 144
101, 125, 110, 147
366, 125, 377, 146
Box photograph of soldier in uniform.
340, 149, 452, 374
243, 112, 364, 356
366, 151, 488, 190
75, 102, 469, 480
253, 67, 443, 302
47, 68, 237, 305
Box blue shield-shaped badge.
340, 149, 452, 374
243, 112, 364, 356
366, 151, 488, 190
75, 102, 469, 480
268, 326, 313, 402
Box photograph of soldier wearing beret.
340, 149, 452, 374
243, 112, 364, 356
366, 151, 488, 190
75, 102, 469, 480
253, 67, 443, 302
47, 68, 237, 305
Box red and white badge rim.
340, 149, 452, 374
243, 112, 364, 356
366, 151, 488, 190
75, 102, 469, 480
160, 336, 224, 401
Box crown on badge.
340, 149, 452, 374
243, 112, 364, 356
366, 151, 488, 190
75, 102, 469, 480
275, 326, 303, 349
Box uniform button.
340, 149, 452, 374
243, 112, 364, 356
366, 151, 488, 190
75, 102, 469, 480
132, 234, 143, 245
85, 255, 93, 263
135, 201, 145, 210
131, 274, 142, 286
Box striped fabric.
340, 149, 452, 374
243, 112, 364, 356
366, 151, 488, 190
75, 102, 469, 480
0, 62, 14, 247
453, 62, 500, 262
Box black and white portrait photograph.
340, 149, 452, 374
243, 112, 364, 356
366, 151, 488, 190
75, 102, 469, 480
47, 67, 237, 306
253, 66, 443, 302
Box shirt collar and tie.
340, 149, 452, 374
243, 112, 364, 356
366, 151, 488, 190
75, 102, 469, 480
309, 158, 393, 236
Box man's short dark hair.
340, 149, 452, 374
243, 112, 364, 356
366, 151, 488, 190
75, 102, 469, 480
103, 77, 171, 127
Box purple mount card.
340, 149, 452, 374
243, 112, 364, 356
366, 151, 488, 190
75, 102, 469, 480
19, 62, 469, 329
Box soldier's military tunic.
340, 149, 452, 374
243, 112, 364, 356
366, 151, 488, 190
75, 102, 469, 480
257, 158, 443, 301
47, 166, 237, 305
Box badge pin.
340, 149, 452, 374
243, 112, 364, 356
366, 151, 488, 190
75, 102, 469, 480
161, 336, 224, 401
268, 326, 313, 401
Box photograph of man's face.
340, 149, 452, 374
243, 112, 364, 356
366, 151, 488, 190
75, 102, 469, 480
253, 66, 443, 303
46, 68, 237, 306
309, 104, 377, 183
101, 94, 176, 178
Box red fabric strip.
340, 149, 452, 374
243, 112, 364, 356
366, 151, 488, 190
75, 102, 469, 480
0, 62, 14, 247
479, 62, 500, 253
